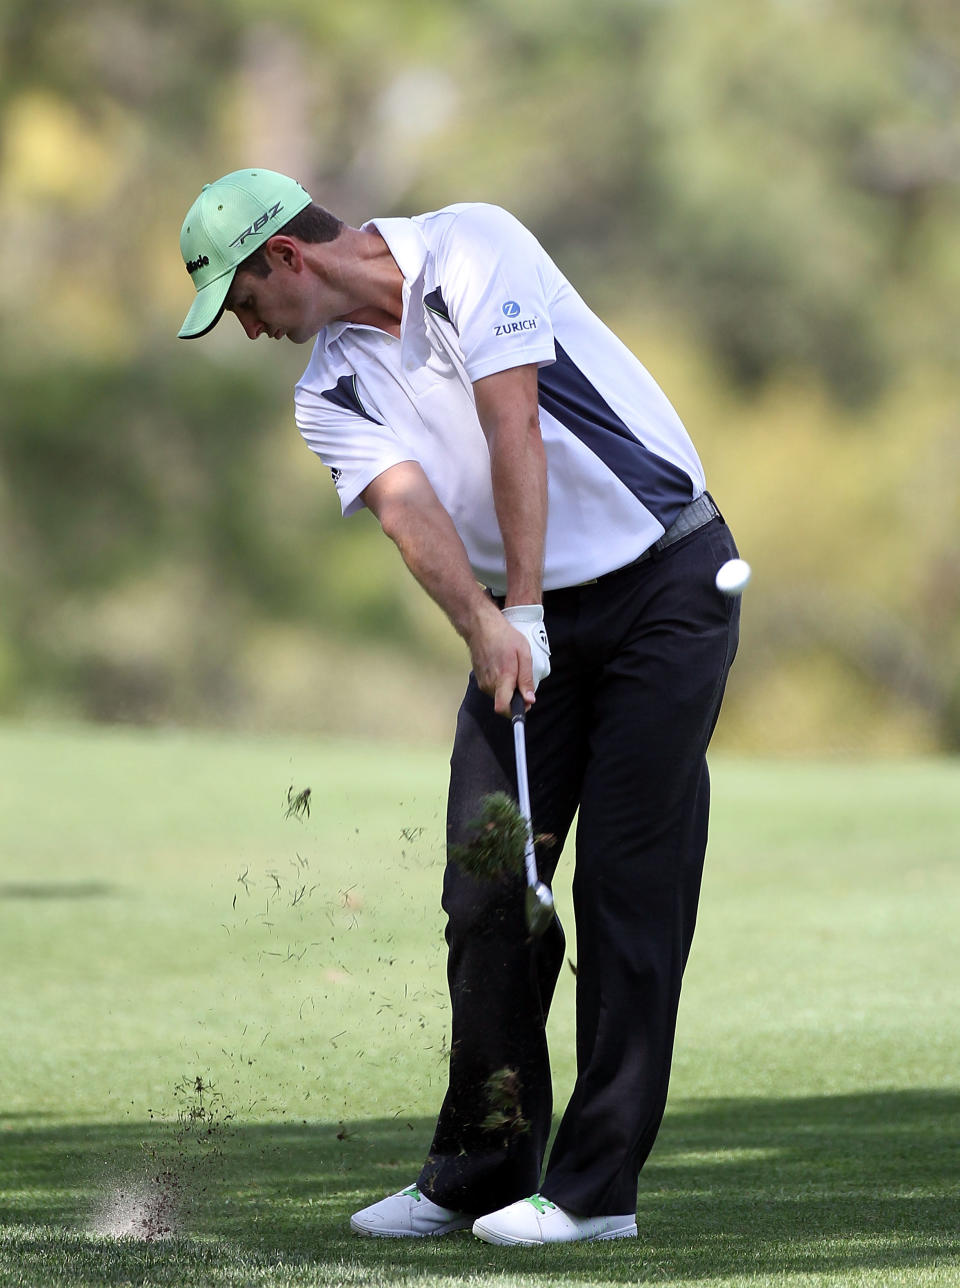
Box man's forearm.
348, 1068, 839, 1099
489, 417, 547, 607
473, 365, 547, 608
362, 460, 540, 714
378, 484, 500, 644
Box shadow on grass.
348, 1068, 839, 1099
1, 1090, 958, 1284
0, 882, 119, 900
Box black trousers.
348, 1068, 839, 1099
417, 515, 741, 1217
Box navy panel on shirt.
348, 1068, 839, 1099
537, 342, 694, 529
320, 375, 382, 424
424, 287, 453, 325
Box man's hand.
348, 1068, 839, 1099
502, 603, 550, 691
466, 608, 544, 716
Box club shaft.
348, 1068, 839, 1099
511, 707, 539, 891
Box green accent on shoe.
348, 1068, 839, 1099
523, 1194, 557, 1214
401, 1186, 422, 1201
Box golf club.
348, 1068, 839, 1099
510, 691, 555, 936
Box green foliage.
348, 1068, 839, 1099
0, 0, 958, 748
1, 358, 270, 591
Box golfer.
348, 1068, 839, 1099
178, 169, 741, 1246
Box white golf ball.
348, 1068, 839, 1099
715, 558, 752, 596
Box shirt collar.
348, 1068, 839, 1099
361, 216, 428, 283
319, 217, 428, 353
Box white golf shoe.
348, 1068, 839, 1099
350, 1184, 474, 1238
473, 1193, 637, 1246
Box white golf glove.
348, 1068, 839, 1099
502, 604, 551, 692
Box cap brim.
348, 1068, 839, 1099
178, 270, 235, 339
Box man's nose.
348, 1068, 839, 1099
237, 311, 263, 340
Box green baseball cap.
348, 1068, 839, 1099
178, 168, 312, 339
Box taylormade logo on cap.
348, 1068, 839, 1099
177, 168, 312, 339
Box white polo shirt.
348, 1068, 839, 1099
295, 203, 705, 593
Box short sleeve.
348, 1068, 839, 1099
294, 376, 416, 516
433, 205, 557, 383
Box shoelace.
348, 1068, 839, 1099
524, 1194, 557, 1214
401, 1185, 422, 1203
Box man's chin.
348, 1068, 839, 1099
286, 327, 318, 345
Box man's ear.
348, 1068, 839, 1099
263, 235, 303, 272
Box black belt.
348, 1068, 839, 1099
571, 492, 720, 587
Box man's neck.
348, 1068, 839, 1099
333, 227, 404, 337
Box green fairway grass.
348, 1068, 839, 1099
0, 723, 957, 1287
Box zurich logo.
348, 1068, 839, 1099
502, 300, 521, 318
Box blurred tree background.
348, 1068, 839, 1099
1, 0, 957, 751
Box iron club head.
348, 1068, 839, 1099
526, 880, 555, 937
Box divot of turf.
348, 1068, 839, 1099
450, 792, 554, 882
450, 792, 529, 880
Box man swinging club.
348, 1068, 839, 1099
178, 168, 741, 1247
